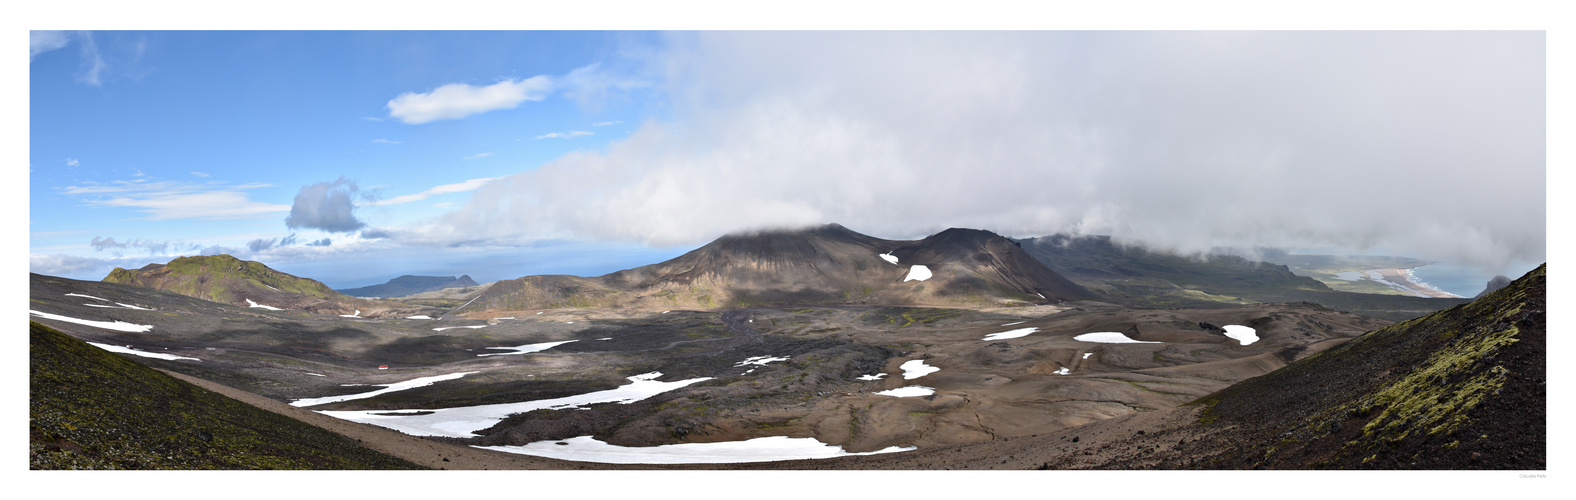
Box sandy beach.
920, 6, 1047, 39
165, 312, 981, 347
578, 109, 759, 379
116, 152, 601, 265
1373, 268, 1461, 298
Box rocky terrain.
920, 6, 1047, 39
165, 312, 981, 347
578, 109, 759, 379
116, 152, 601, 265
27, 224, 1539, 470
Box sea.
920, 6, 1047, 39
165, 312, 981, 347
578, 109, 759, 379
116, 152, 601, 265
1407, 263, 1510, 299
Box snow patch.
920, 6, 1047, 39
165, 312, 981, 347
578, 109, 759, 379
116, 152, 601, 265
245, 298, 283, 311
476, 435, 914, 464
1053, 367, 1070, 375
856, 374, 887, 381
1074, 332, 1161, 344
478, 340, 579, 357
903, 265, 932, 282
878, 253, 899, 265
405, 315, 433, 320
30, 310, 153, 332
734, 356, 789, 367
1222, 325, 1259, 346
66, 293, 109, 301
899, 359, 939, 380
291, 372, 477, 407
306, 373, 326, 377
496, 317, 515, 320
433, 325, 487, 331
316, 372, 712, 437
87, 342, 198, 361
339, 309, 361, 318
874, 386, 935, 397
1001, 321, 1025, 326
598, 337, 614, 341
982, 327, 1038, 341
1083, 352, 1093, 359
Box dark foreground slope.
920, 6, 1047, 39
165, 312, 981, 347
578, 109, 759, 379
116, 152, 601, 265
1052, 263, 1546, 469
29, 321, 424, 470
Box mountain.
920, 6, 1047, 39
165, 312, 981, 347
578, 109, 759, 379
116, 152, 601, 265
1474, 275, 1512, 299
337, 275, 481, 298
460, 223, 1096, 314
1017, 234, 1470, 321
29, 321, 423, 470
101, 254, 424, 318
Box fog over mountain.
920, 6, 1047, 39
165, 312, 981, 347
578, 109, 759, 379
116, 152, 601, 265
432, 31, 1543, 274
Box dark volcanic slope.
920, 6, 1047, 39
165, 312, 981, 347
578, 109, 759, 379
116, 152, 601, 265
29, 321, 424, 470
462, 224, 1095, 313
101, 254, 426, 318
1073, 263, 1546, 469
892, 228, 1096, 303
337, 274, 481, 298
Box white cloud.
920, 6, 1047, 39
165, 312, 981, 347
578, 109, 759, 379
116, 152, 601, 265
386, 76, 554, 124
371, 138, 402, 144
190, 171, 209, 177
592, 121, 623, 127
367, 177, 502, 206
65, 158, 79, 166
286, 178, 366, 233
63, 177, 289, 220
30, 31, 73, 60
75, 31, 106, 86
463, 152, 493, 160
436, 32, 1545, 274
534, 131, 593, 140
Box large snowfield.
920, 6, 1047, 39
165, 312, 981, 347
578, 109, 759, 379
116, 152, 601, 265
290, 372, 478, 407
30, 310, 153, 333
475, 435, 914, 464
87, 342, 199, 361
315, 372, 713, 438
1074, 332, 1161, 344
477, 340, 579, 357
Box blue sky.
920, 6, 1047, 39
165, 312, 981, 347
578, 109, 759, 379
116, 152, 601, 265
29, 29, 1550, 288
30, 31, 688, 286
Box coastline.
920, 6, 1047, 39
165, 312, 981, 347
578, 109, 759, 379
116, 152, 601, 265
1372, 268, 1463, 298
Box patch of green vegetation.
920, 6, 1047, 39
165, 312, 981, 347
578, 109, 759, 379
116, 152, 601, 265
869, 307, 970, 327
1352, 327, 1518, 442
30, 322, 421, 470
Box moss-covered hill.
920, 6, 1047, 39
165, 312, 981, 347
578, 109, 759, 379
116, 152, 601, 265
29, 321, 424, 470
104, 254, 342, 305
97, 254, 434, 317
1179, 263, 1545, 469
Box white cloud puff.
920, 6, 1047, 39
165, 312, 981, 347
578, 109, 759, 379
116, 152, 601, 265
386, 76, 554, 124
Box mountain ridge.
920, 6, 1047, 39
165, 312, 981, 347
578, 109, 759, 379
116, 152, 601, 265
337, 275, 481, 298
460, 223, 1096, 314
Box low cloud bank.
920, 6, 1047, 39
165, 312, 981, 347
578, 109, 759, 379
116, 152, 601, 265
432, 32, 1544, 272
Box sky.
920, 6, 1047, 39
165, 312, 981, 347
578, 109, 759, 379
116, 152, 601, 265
28, 29, 1549, 288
